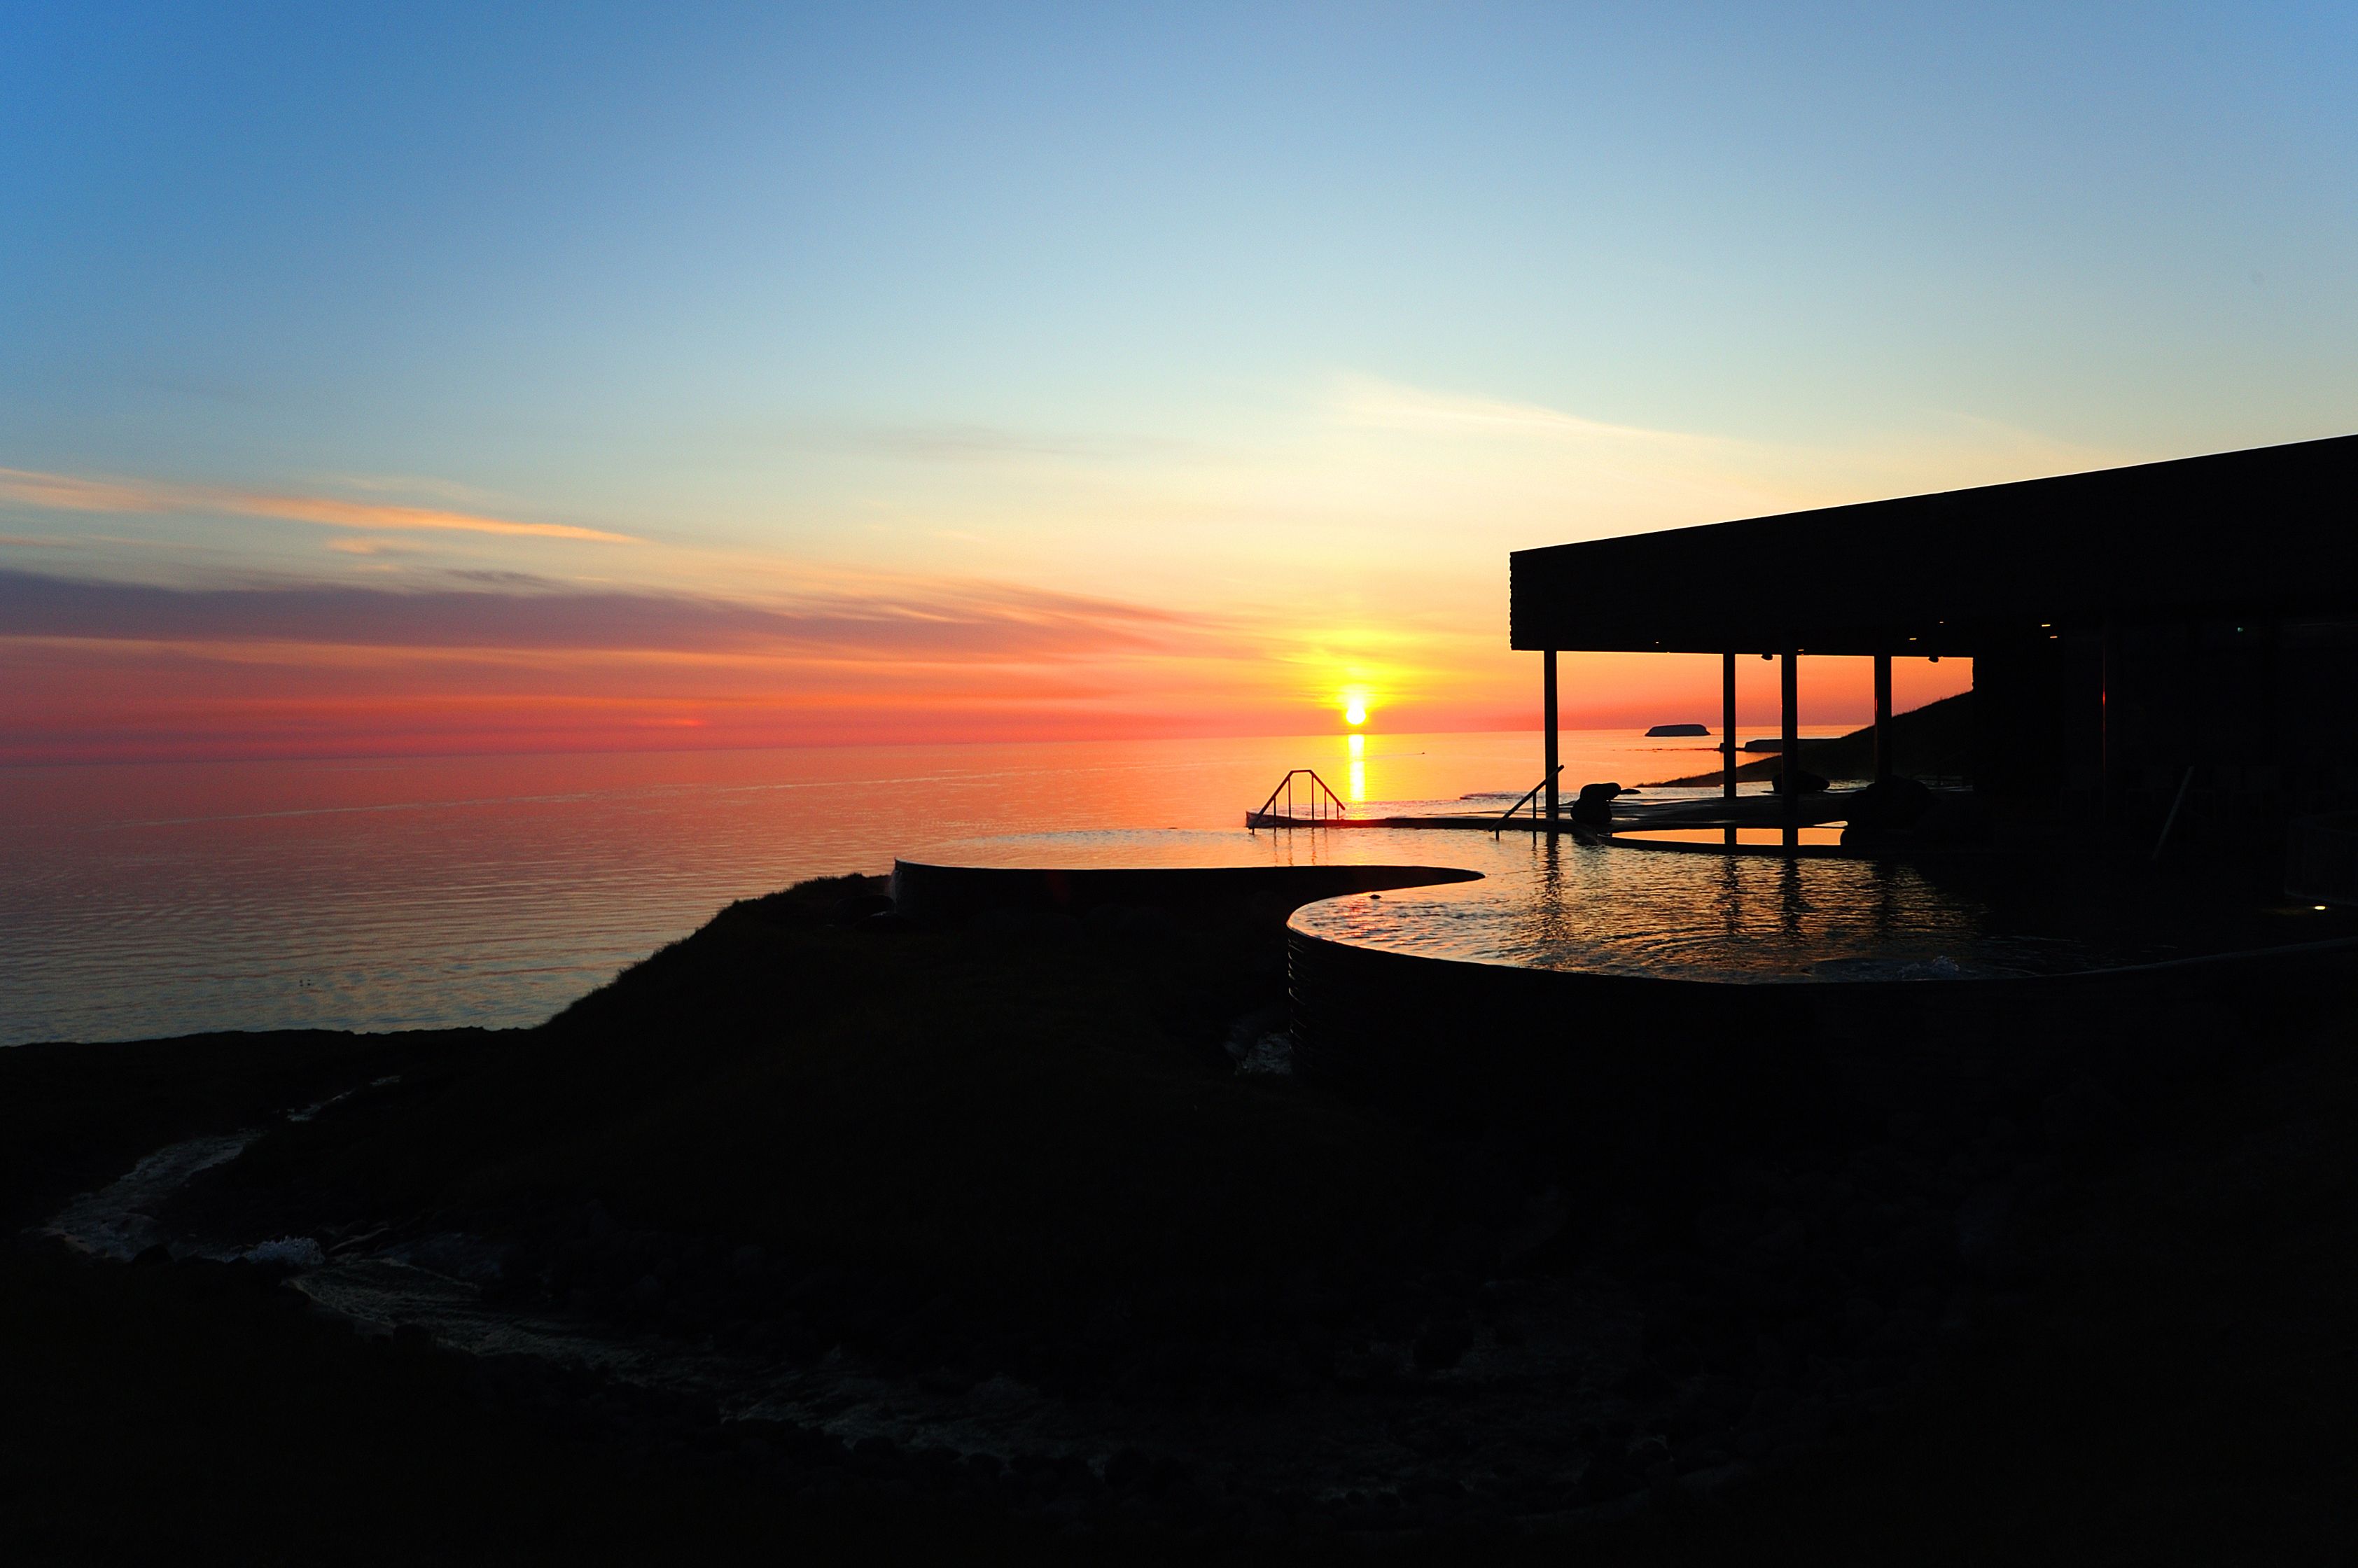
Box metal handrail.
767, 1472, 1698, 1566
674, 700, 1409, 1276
2152, 766, 2196, 863
1495, 765, 1564, 830
1252, 768, 1349, 825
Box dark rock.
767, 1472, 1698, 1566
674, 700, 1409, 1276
2042, 1079, 2126, 1150
1747, 1208, 1808, 1261
1694, 1204, 1754, 1252
1412, 1322, 1473, 1371
849, 1434, 900, 1475
1615, 1363, 1674, 1399
1570, 782, 1625, 829
830, 892, 893, 925
916, 1367, 972, 1396
1677, 1459, 1752, 1502
1102, 1446, 1150, 1492
1840, 1296, 1885, 1339
1698, 1376, 1749, 1417
1121, 905, 1178, 939
1845, 775, 1937, 830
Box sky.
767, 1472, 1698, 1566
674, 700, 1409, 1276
4, 2, 2355, 763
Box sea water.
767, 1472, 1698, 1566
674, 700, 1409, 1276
0, 727, 1791, 1045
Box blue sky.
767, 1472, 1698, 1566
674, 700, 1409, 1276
4, 3, 2355, 755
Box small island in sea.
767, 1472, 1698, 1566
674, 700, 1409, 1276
1644, 722, 1710, 737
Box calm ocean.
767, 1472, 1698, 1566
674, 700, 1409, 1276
0, 727, 1843, 1046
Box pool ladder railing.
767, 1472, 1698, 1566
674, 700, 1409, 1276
1494, 765, 1565, 835
1248, 769, 1348, 828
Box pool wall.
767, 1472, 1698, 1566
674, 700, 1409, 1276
893, 858, 1481, 921
1290, 923, 2358, 1189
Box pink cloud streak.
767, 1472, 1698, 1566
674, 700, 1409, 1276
0, 467, 639, 544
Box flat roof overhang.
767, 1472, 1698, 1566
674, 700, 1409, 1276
1509, 433, 2358, 657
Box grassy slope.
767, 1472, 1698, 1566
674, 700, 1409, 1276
207, 876, 1444, 1315
0, 1240, 1068, 1567
1589, 1019, 2358, 1567
0, 1028, 480, 1232
6, 986, 2354, 1563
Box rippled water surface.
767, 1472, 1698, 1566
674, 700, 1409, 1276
1290, 836, 2356, 983
2, 727, 1765, 1044
22, 724, 2311, 1042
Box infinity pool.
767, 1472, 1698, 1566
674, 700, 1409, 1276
915, 827, 2354, 983
1290, 836, 2354, 983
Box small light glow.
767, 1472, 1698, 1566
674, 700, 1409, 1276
2319, 905, 2333, 912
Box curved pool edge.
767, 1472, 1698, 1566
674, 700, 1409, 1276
891, 858, 1483, 921
1286, 916, 2358, 1175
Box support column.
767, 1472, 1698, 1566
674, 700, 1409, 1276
1542, 649, 1559, 830
1722, 652, 1738, 847
1781, 648, 1800, 849
2100, 621, 2116, 835
1873, 652, 1894, 783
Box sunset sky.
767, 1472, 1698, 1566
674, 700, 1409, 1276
5, 4, 2355, 763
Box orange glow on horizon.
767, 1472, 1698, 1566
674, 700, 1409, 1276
0, 583, 1977, 766
0, 627, 1979, 764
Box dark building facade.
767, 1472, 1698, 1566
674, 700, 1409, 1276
1509, 433, 2358, 855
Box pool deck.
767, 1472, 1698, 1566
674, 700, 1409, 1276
1246, 788, 1862, 835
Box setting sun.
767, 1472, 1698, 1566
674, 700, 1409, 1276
1345, 701, 1367, 726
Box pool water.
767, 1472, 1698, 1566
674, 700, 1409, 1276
912, 826, 2354, 983
1284, 835, 2355, 983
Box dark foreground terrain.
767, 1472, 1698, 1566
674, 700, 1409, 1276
5, 873, 2356, 1564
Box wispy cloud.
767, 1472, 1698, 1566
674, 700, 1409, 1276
0, 567, 1204, 663
1320, 374, 2143, 535
0, 566, 1266, 762
1332, 378, 1710, 448
1327, 376, 2140, 478
325, 537, 428, 556
0, 468, 640, 544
